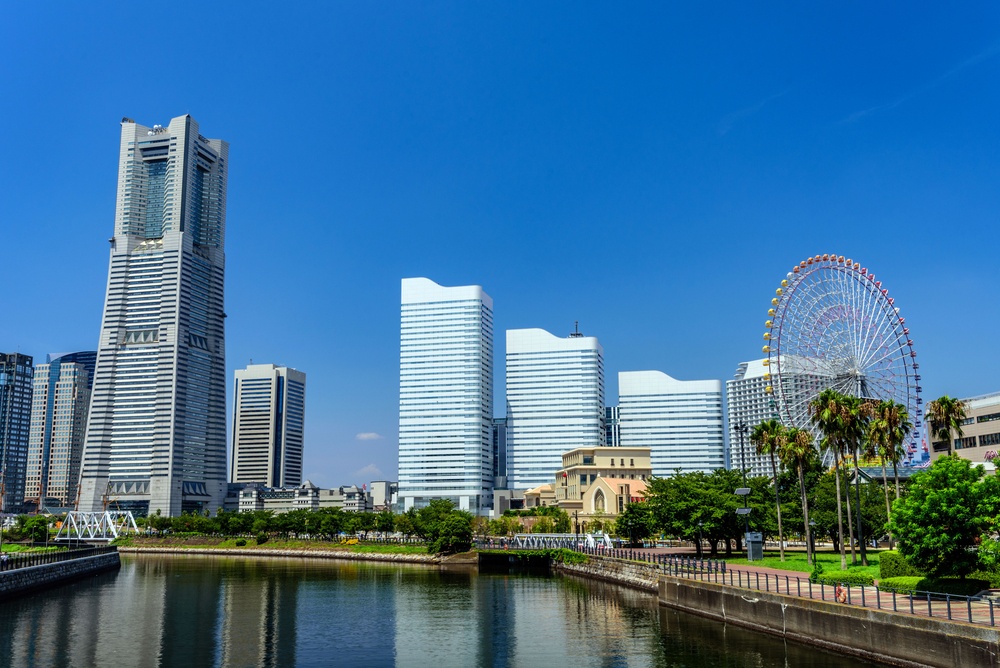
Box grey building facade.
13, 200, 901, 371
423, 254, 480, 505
78, 115, 229, 516
0, 353, 34, 513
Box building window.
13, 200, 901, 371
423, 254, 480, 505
594, 490, 605, 513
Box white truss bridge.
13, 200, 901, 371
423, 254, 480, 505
54, 511, 139, 542
510, 533, 613, 549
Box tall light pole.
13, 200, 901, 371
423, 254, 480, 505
735, 422, 752, 559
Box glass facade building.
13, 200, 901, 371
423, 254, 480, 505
618, 370, 724, 476
231, 364, 306, 488
398, 278, 494, 513
79, 115, 229, 516
505, 328, 605, 490
0, 353, 34, 513
24, 352, 96, 510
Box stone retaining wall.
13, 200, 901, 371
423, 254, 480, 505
117, 546, 441, 565
0, 553, 121, 600
554, 554, 660, 592
659, 575, 1000, 668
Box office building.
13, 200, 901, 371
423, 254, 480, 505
398, 278, 494, 513
930, 391, 1000, 464
618, 370, 724, 476
506, 327, 604, 490
605, 406, 620, 447
24, 352, 97, 511
0, 353, 33, 513
492, 417, 507, 484
230, 364, 306, 487
79, 115, 229, 516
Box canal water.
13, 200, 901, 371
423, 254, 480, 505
0, 555, 879, 667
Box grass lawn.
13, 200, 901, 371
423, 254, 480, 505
724, 549, 882, 579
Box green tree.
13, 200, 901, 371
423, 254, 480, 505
428, 513, 473, 554
869, 399, 912, 547
810, 388, 850, 569
23, 516, 49, 543
531, 516, 555, 533
926, 396, 968, 457
889, 455, 1000, 577
750, 419, 786, 561
614, 501, 654, 546
375, 509, 396, 535
781, 426, 816, 565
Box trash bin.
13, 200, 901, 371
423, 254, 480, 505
746, 532, 763, 561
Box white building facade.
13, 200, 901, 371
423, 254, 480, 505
505, 328, 605, 490
618, 370, 724, 476
79, 115, 229, 516
231, 364, 306, 488
397, 278, 494, 513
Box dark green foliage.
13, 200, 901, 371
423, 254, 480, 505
889, 455, 1000, 577
814, 571, 875, 587
502, 506, 572, 533
809, 560, 824, 583
256, 532, 269, 545
415, 499, 474, 554
878, 550, 923, 579
879, 576, 990, 597
614, 501, 655, 546
234, 538, 247, 547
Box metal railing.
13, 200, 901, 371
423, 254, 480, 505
482, 540, 997, 627
0, 546, 118, 572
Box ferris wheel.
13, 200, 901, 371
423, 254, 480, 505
761, 254, 924, 464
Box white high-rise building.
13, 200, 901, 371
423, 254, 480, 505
398, 278, 494, 513
725, 357, 830, 477
506, 328, 604, 490
79, 115, 229, 516
231, 364, 306, 487
618, 371, 724, 476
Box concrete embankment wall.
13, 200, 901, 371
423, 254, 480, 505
117, 546, 442, 565
659, 576, 1000, 668
553, 555, 660, 592
0, 553, 121, 600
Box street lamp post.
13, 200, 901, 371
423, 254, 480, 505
697, 521, 704, 559
809, 519, 816, 556
735, 422, 752, 558
573, 510, 579, 546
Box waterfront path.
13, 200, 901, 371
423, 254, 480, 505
573, 545, 998, 628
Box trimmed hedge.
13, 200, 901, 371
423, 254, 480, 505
815, 571, 875, 587
880, 576, 990, 597
878, 550, 923, 579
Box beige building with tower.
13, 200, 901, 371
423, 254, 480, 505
523, 446, 651, 529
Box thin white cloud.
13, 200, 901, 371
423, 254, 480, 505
353, 463, 383, 479
355, 432, 383, 441
718, 90, 789, 136
841, 42, 1000, 124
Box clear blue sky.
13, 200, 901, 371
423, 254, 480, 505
2, 3, 998, 487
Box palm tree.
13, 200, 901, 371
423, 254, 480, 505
926, 396, 968, 457
750, 418, 786, 562
781, 426, 815, 566
869, 400, 912, 548
810, 388, 849, 570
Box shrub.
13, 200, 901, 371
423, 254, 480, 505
815, 571, 874, 587
809, 560, 824, 583
880, 576, 990, 597
879, 550, 923, 579
234, 538, 247, 547
968, 570, 1000, 588
256, 533, 269, 545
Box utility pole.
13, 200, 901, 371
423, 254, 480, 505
735, 422, 752, 558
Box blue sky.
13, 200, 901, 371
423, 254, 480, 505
2, 3, 998, 487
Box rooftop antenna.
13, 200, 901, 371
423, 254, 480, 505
569, 321, 583, 338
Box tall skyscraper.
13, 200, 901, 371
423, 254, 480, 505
618, 370, 724, 476
725, 357, 828, 477
230, 364, 306, 487
398, 277, 494, 513
0, 353, 33, 514
24, 352, 96, 510
505, 327, 605, 490
79, 115, 229, 516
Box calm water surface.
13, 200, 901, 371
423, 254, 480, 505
0, 555, 880, 667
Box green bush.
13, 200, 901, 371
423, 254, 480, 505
815, 571, 875, 587
968, 570, 1000, 588
234, 538, 247, 547
879, 550, 923, 579
880, 576, 990, 597
255, 533, 269, 545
